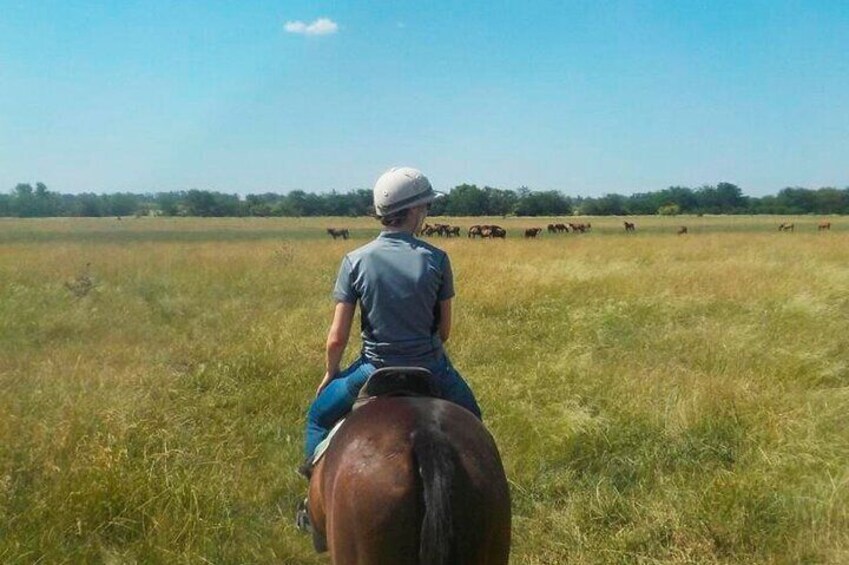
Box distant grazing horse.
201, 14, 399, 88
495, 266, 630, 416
547, 224, 557, 234
482, 226, 506, 239
778, 223, 795, 232
447, 226, 461, 237
305, 371, 511, 564
327, 228, 350, 240
555, 223, 569, 233
624, 221, 636, 232
524, 228, 542, 238
468, 225, 483, 238
431, 223, 451, 237
818, 221, 832, 231
677, 226, 688, 235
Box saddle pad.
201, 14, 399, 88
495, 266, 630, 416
311, 418, 346, 465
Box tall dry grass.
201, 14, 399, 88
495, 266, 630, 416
1, 216, 847, 563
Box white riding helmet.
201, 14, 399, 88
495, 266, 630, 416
373, 167, 439, 217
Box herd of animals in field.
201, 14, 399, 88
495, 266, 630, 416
323, 220, 836, 239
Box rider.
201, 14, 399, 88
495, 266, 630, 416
300, 166, 482, 476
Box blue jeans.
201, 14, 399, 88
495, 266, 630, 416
304, 354, 482, 458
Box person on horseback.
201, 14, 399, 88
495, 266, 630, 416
299, 166, 482, 478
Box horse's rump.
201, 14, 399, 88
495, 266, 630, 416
310, 397, 511, 564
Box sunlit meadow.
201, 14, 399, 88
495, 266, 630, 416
1, 215, 848, 563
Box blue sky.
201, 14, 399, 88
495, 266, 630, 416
1, 1, 847, 196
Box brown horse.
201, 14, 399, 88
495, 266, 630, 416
488, 226, 507, 239
818, 221, 832, 231
778, 222, 795, 232
677, 226, 688, 235
327, 228, 350, 240
306, 396, 511, 564
623, 221, 636, 232
524, 227, 542, 238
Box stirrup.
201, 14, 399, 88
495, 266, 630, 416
295, 498, 312, 533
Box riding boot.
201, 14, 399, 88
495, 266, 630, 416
297, 458, 313, 480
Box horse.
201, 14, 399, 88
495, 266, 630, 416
327, 228, 350, 240
818, 221, 832, 231
468, 225, 483, 238
778, 222, 794, 232
623, 221, 636, 232
677, 226, 688, 235
547, 224, 557, 234
484, 226, 507, 239
447, 226, 461, 237
305, 374, 511, 564
524, 227, 542, 238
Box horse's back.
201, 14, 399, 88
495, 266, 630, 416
316, 396, 510, 564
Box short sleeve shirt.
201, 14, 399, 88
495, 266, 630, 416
333, 230, 454, 366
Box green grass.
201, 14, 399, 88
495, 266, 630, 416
1, 216, 848, 563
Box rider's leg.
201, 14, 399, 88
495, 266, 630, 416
432, 356, 482, 420
304, 358, 376, 459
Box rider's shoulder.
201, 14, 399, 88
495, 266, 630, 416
345, 238, 382, 262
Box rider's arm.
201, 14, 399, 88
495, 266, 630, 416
316, 301, 356, 395
439, 299, 452, 343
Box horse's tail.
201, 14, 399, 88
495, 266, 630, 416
413, 428, 459, 565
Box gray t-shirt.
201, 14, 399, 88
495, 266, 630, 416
333, 230, 455, 367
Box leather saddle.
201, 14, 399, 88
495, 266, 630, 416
354, 366, 438, 408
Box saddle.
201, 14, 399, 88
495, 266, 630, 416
353, 366, 437, 408
310, 367, 437, 466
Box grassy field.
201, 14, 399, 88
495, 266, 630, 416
1, 215, 848, 563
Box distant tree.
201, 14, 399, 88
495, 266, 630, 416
579, 193, 627, 216
0, 193, 11, 216
629, 191, 665, 215
185, 190, 218, 216
657, 203, 681, 216
484, 187, 518, 216
445, 184, 487, 216
155, 192, 183, 216
104, 193, 140, 216
812, 187, 848, 214
12, 183, 37, 217
75, 193, 105, 216
775, 187, 817, 214
514, 190, 571, 216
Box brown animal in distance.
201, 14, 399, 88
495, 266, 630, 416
327, 228, 350, 240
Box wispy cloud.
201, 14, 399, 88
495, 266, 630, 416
284, 18, 339, 36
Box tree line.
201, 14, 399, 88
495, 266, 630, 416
2, 182, 848, 218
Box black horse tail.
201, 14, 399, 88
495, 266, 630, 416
413, 428, 459, 565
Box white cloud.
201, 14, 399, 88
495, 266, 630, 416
284, 18, 338, 36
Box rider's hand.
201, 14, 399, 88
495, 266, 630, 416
316, 371, 335, 397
